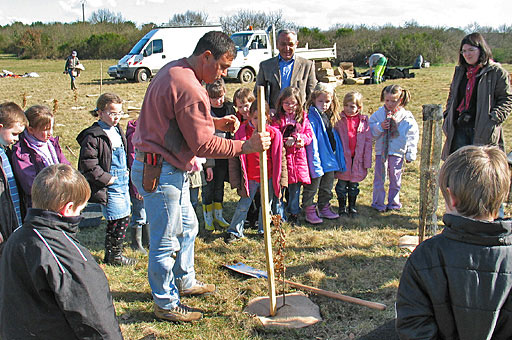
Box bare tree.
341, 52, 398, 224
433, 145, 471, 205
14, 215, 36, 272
89, 9, 124, 24
220, 10, 295, 35
167, 11, 208, 26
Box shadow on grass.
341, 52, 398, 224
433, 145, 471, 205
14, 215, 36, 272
112, 290, 153, 304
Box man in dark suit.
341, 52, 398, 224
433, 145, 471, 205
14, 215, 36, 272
255, 29, 317, 110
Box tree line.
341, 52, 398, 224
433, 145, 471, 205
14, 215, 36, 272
1, 9, 511, 65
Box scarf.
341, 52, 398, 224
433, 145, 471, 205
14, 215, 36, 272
456, 65, 481, 113
25, 132, 59, 167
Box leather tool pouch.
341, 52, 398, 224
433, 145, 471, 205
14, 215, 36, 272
142, 153, 163, 193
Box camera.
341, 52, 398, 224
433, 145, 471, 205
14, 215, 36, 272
456, 110, 473, 126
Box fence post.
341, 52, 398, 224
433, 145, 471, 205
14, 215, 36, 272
418, 104, 443, 243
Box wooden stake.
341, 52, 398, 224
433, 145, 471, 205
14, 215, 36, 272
257, 86, 277, 316
100, 62, 103, 95
418, 104, 443, 242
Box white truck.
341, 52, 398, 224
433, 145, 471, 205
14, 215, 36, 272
108, 25, 222, 82
226, 29, 337, 83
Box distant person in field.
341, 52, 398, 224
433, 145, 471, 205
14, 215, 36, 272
11, 105, 70, 209
366, 53, 388, 84
255, 29, 317, 110
396, 145, 512, 339
64, 50, 80, 90
442, 32, 512, 160
0, 164, 123, 340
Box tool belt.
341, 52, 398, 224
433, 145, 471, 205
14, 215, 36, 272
135, 149, 163, 193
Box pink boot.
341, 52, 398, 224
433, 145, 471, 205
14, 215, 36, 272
318, 204, 340, 219
305, 205, 323, 224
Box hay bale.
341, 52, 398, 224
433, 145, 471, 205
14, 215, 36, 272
317, 68, 334, 77
315, 61, 332, 69
317, 76, 337, 83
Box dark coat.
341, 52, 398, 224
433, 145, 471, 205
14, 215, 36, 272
0, 209, 123, 339
396, 214, 512, 339
442, 61, 512, 160
76, 122, 127, 205
255, 55, 317, 110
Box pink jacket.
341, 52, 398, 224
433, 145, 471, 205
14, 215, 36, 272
271, 113, 312, 185
334, 113, 372, 182
229, 122, 284, 198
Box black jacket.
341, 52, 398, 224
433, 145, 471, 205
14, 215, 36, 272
0, 209, 123, 339
76, 122, 127, 205
396, 214, 512, 339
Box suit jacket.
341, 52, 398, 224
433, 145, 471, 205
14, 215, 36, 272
255, 55, 317, 109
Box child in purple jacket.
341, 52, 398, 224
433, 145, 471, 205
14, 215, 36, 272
11, 105, 70, 209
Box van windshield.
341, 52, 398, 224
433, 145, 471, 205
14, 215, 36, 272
230, 33, 252, 50
128, 38, 149, 55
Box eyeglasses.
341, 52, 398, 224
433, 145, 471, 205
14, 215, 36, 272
106, 111, 124, 117
460, 47, 479, 55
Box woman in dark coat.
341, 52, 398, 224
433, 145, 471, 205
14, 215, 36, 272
442, 32, 512, 160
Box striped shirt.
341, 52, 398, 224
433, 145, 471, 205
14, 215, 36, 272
0, 147, 22, 226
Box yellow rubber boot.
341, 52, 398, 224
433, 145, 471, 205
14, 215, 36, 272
202, 204, 214, 231
213, 202, 230, 228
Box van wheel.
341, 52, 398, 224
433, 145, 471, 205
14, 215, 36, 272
238, 68, 255, 84
135, 68, 149, 83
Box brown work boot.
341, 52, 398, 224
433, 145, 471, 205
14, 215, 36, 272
153, 302, 203, 322
180, 280, 216, 296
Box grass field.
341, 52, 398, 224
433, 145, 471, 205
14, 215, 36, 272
1, 57, 512, 340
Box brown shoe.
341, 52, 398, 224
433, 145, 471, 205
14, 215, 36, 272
153, 302, 203, 322
180, 280, 216, 296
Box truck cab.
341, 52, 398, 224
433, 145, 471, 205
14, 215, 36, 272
227, 30, 273, 84
226, 29, 337, 84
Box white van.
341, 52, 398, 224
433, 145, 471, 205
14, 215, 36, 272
109, 25, 222, 82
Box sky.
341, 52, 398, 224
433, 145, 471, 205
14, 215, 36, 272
1, 0, 511, 31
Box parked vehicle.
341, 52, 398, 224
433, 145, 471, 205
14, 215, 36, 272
108, 25, 222, 82
226, 28, 337, 84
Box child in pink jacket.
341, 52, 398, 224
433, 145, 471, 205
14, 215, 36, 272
334, 92, 372, 217
272, 87, 313, 223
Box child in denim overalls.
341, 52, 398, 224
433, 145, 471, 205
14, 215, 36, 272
77, 93, 135, 266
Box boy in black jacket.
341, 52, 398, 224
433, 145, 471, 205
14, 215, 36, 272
0, 164, 124, 340
396, 145, 512, 339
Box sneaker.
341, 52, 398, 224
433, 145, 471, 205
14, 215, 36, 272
180, 280, 216, 296
225, 232, 241, 244
154, 302, 203, 322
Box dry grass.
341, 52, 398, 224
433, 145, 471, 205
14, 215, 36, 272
1, 56, 512, 340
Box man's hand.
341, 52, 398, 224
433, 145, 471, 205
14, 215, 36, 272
214, 115, 240, 133
242, 131, 271, 154
206, 167, 214, 181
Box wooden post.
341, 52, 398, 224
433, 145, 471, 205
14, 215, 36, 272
418, 104, 443, 242
257, 86, 277, 316
100, 63, 103, 95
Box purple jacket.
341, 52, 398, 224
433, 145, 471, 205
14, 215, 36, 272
271, 113, 312, 185
11, 131, 70, 208
334, 113, 372, 183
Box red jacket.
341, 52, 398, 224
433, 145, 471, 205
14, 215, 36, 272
271, 113, 312, 185
229, 122, 285, 198
334, 113, 372, 183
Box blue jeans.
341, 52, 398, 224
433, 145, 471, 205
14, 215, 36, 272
131, 159, 198, 309
129, 196, 147, 227
228, 180, 276, 238
287, 183, 302, 215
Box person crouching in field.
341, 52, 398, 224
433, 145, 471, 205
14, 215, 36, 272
0, 164, 123, 340
396, 145, 512, 339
